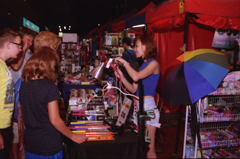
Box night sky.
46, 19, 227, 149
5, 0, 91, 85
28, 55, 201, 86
27, 0, 164, 37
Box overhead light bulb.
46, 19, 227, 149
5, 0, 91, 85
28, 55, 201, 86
64, 26, 66, 29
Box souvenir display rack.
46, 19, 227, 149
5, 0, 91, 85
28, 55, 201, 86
103, 33, 136, 56
183, 88, 240, 158
59, 43, 85, 75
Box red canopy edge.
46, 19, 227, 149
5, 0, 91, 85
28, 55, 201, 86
97, 22, 110, 37
88, 26, 100, 39
133, 1, 156, 17
185, 0, 240, 18
146, 0, 240, 24
193, 15, 240, 31
112, 20, 126, 33
148, 14, 240, 32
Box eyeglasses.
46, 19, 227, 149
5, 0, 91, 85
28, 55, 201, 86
11, 42, 22, 48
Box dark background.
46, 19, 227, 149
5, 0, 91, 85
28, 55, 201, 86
0, 0, 164, 37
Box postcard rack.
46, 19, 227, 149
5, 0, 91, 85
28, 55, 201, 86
183, 93, 240, 158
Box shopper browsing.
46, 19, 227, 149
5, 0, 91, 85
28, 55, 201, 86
34, 31, 61, 51
19, 46, 87, 159
17, 30, 62, 159
0, 28, 22, 158
9, 27, 35, 159
115, 34, 160, 159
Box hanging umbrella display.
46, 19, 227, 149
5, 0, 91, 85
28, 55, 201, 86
161, 48, 229, 106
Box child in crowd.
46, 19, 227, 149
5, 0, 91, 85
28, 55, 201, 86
115, 34, 161, 158
17, 30, 61, 158
0, 28, 22, 158
19, 46, 86, 159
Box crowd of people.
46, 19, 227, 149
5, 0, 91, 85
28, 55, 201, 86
0, 26, 162, 159
0, 27, 86, 159
1, 25, 240, 159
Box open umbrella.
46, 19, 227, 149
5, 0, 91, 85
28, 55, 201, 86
161, 49, 229, 106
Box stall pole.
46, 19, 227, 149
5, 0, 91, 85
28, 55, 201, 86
138, 79, 146, 159
174, 12, 189, 155
182, 105, 189, 158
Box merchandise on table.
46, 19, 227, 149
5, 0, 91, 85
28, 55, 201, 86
67, 121, 115, 141
67, 89, 106, 121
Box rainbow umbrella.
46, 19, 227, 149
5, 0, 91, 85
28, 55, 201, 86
161, 49, 229, 106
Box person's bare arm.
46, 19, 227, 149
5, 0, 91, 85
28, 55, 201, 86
115, 57, 159, 82
10, 51, 25, 71
48, 100, 87, 144
115, 68, 138, 94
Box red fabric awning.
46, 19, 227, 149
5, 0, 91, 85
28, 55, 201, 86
185, 0, 240, 18
112, 9, 138, 33
193, 15, 240, 31
146, 0, 179, 24
97, 22, 109, 37
88, 26, 100, 39
148, 13, 240, 32
146, 0, 240, 31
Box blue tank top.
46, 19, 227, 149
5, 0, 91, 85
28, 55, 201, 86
136, 58, 160, 97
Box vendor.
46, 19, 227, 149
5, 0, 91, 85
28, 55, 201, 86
115, 34, 160, 159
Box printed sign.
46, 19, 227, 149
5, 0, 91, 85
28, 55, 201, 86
116, 97, 132, 126
63, 33, 78, 43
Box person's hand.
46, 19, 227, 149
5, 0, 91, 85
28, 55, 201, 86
114, 67, 123, 79
115, 57, 127, 66
21, 39, 28, 53
0, 133, 4, 150
236, 38, 240, 47
71, 133, 87, 144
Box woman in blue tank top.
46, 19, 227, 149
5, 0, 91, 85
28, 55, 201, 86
115, 34, 160, 159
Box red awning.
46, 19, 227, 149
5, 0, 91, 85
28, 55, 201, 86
146, 0, 240, 31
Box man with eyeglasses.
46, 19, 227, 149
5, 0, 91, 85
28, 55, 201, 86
0, 28, 22, 159
8, 27, 35, 159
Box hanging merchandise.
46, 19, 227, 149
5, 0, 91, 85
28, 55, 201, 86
111, 36, 118, 45
80, 51, 88, 66
96, 50, 108, 62
105, 36, 112, 45
212, 28, 240, 49
59, 42, 82, 75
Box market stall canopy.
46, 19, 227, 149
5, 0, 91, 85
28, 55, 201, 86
125, 1, 156, 29
88, 26, 100, 39
101, 15, 125, 35
97, 22, 110, 37
112, 8, 138, 33
146, 0, 240, 32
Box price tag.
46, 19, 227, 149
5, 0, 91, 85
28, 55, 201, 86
116, 97, 132, 126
